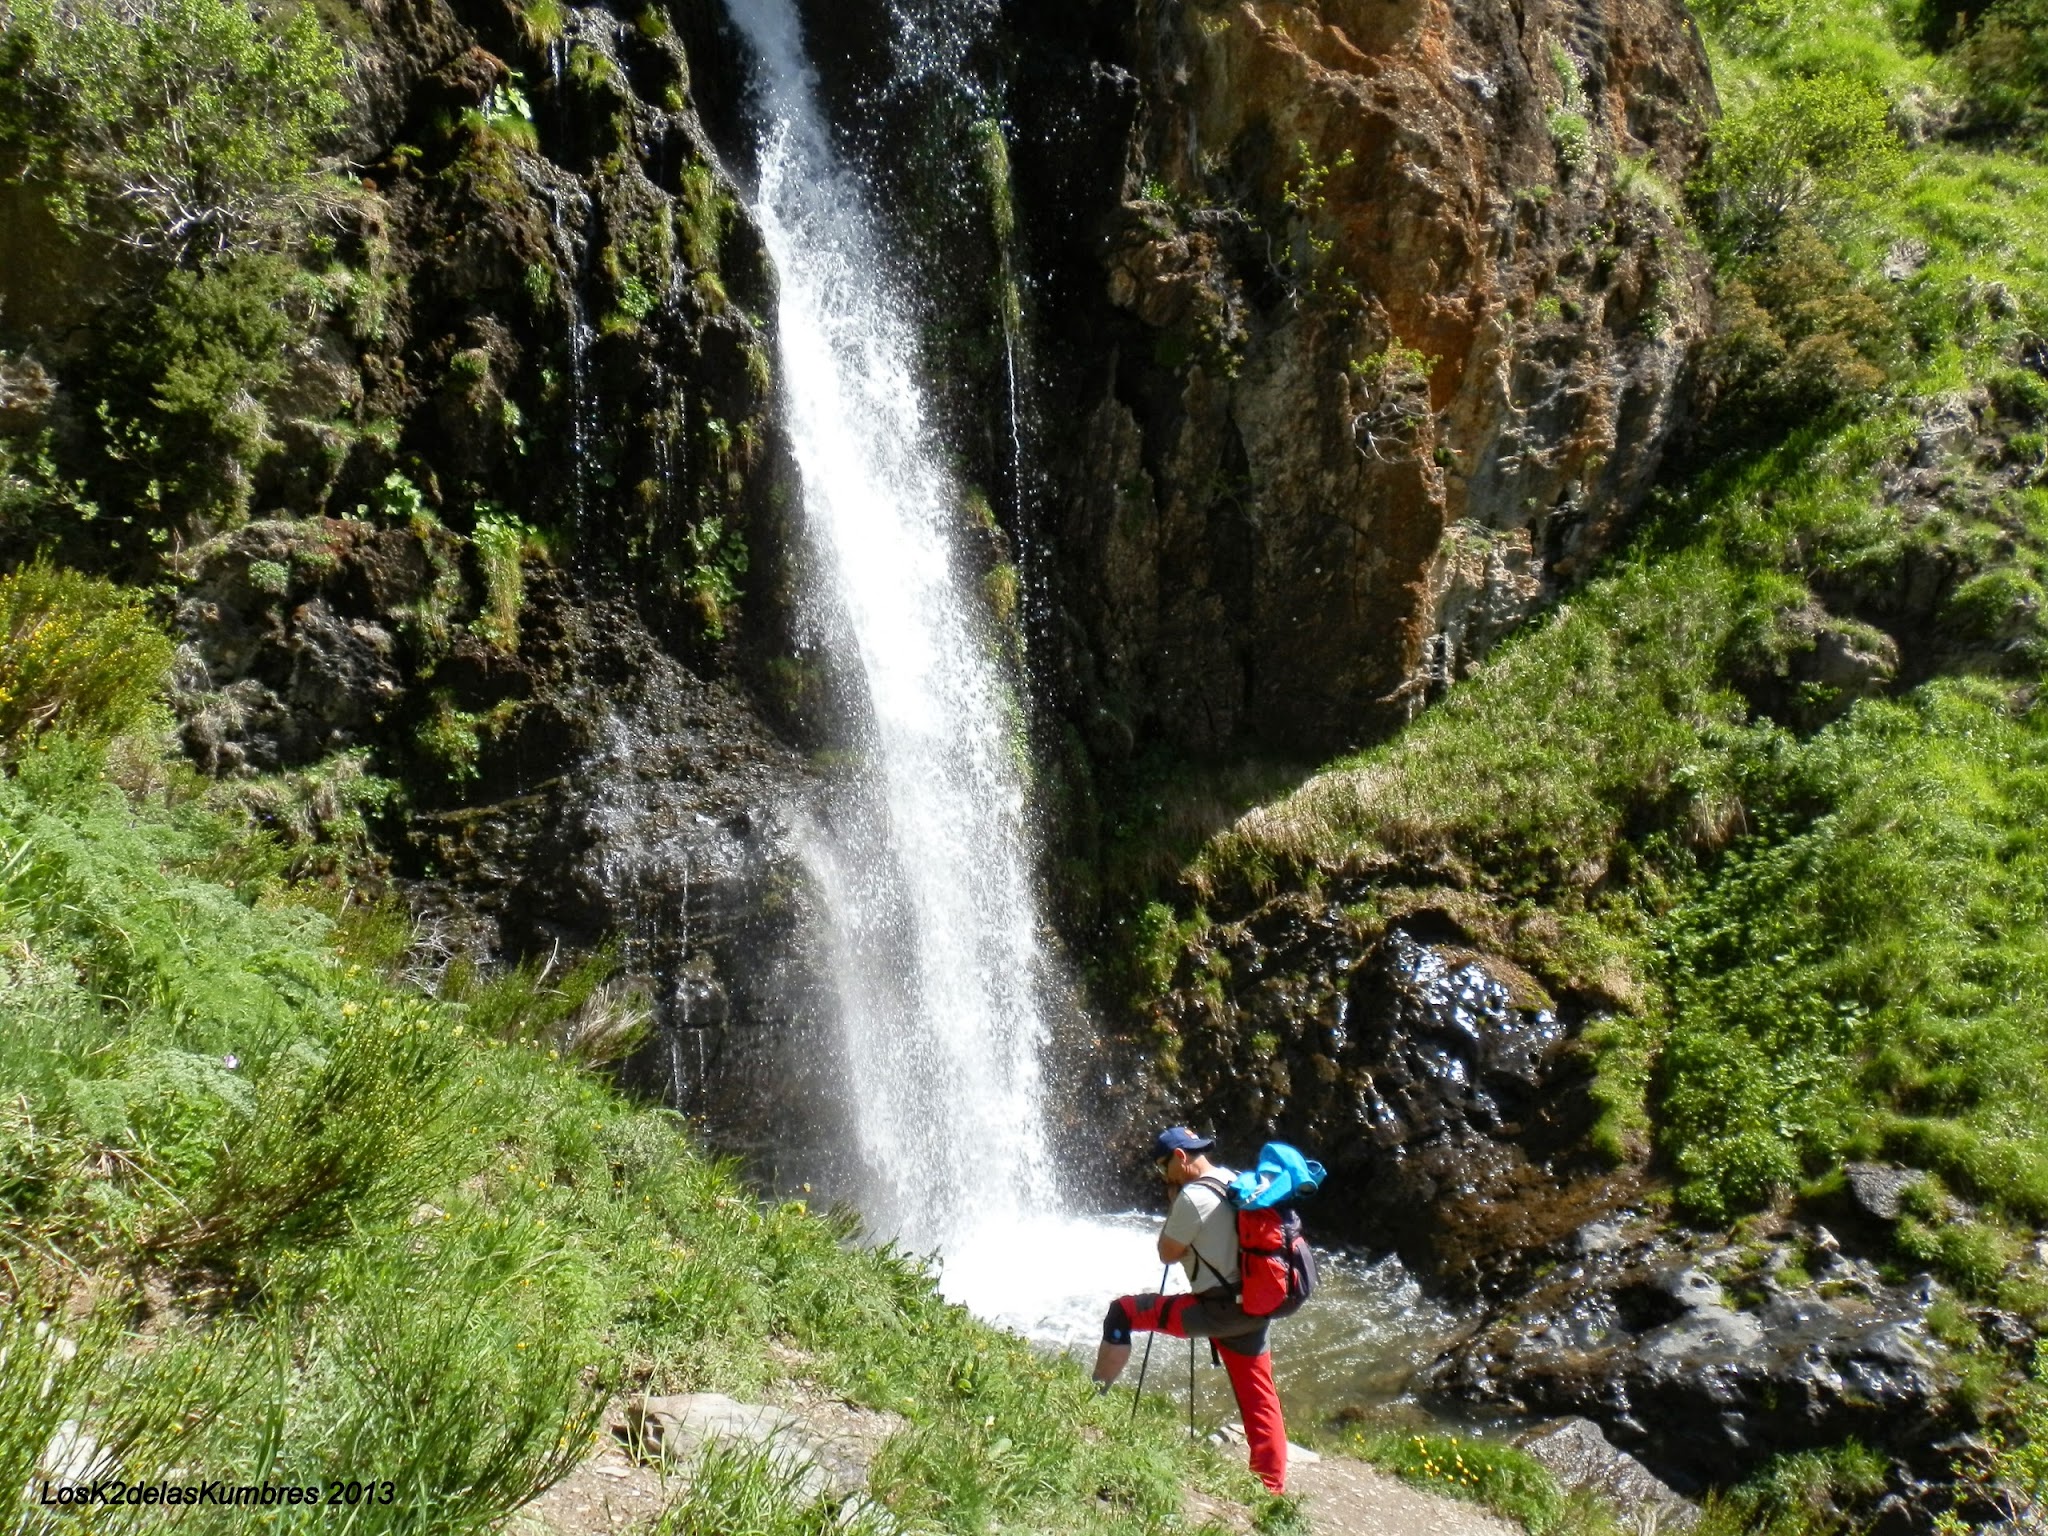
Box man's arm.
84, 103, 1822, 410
1158, 1233, 1190, 1264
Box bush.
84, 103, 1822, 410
0, 0, 347, 258
1694, 73, 1907, 252
1955, 0, 2048, 135
182, 1005, 468, 1266
1705, 223, 1895, 435
85, 252, 303, 540
0, 561, 172, 752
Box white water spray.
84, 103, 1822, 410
722, 0, 1054, 1253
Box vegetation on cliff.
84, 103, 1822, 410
1156, 0, 2048, 1236
1114, 0, 2048, 1486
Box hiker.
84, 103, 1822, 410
1092, 1126, 1289, 1494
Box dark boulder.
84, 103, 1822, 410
1132, 904, 1634, 1292
1441, 1225, 1957, 1491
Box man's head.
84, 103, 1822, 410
1151, 1125, 1215, 1188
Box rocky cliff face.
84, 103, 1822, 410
1010, 0, 1716, 759
0, 0, 865, 1153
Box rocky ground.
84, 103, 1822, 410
515, 1391, 1529, 1536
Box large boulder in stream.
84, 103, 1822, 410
1440, 1218, 1965, 1511
1121, 899, 1633, 1292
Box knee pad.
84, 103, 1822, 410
1102, 1297, 1134, 1346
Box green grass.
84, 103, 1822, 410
1351, 1431, 1621, 1536
0, 727, 1265, 1534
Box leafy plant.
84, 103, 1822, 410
0, 0, 348, 259
469, 511, 541, 653
1695, 73, 1907, 251
0, 562, 172, 752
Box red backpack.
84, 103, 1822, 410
1190, 1176, 1320, 1319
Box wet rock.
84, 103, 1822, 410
1443, 1243, 1954, 1489
172, 518, 462, 773
1515, 1417, 1698, 1531
1139, 907, 1630, 1290
1847, 1164, 1920, 1223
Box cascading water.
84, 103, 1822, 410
720, 0, 1054, 1254
712, 3, 1467, 1427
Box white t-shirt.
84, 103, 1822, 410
1163, 1167, 1239, 1292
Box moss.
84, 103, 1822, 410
469, 511, 541, 654
975, 119, 1015, 245
984, 562, 1020, 628
677, 161, 733, 275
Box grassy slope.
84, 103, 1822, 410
1172, 0, 2048, 1255
0, 707, 1269, 1534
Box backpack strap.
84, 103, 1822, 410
1181, 1175, 1235, 1295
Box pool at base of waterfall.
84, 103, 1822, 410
932, 1213, 1464, 1430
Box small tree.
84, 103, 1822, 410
1693, 73, 1908, 252
1956, 0, 2048, 135
0, 0, 349, 260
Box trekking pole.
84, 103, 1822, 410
1187, 1334, 1196, 1439
1128, 1264, 1171, 1424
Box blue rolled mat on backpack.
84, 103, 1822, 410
1229, 1142, 1325, 1210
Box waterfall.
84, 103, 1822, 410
721, 0, 1055, 1251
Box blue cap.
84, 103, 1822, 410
1152, 1126, 1215, 1159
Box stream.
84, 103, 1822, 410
936, 1213, 1461, 1430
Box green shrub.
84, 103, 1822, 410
83, 251, 304, 540
1705, 225, 1895, 435
0, 561, 172, 752
0, 0, 347, 258
183, 1005, 468, 1266
0, 1301, 229, 1534
1955, 0, 2048, 134
1695, 73, 1907, 252
263, 1220, 608, 1525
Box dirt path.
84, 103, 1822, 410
1290, 1454, 1523, 1536
517, 1409, 1526, 1536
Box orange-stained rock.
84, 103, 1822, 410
1042, 0, 1717, 755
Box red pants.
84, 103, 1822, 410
1107, 1292, 1288, 1493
